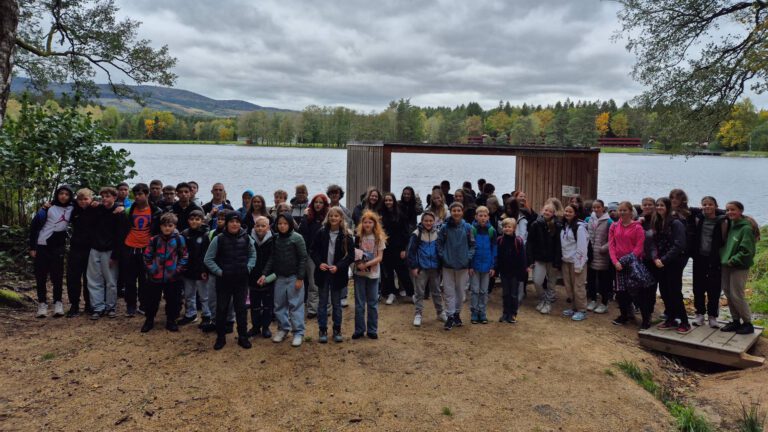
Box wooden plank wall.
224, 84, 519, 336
346, 143, 384, 209
515, 151, 599, 212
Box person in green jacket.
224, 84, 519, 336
719, 201, 759, 335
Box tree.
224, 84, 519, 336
545, 110, 570, 145
616, 0, 768, 139
750, 121, 768, 151
566, 109, 599, 147
0, 0, 177, 127
718, 99, 759, 150
595, 112, 611, 137
485, 111, 512, 136
464, 115, 483, 139
509, 116, 536, 145
610, 112, 630, 137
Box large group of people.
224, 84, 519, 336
29, 177, 761, 351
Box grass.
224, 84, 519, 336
667, 402, 714, 432
748, 227, 768, 318
109, 139, 239, 145
598, 146, 658, 154
441, 406, 453, 416
604, 368, 615, 377
737, 401, 767, 432
41, 352, 55, 361
0, 288, 26, 308
722, 151, 768, 158
613, 360, 659, 394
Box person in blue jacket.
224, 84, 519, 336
437, 202, 476, 331
469, 206, 497, 324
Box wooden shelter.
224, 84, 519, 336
345, 142, 600, 211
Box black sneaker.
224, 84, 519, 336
351, 332, 364, 340
736, 322, 755, 335
366, 333, 378, 340
65, 307, 80, 318
198, 316, 211, 328
261, 327, 272, 339
166, 322, 179, 332
213, 337, 226, 350
140, 320, 154, 333
246, 327, 259, 338
453, 313, 463, 327
444, 316, 454, 331
201, 322, 216, 333
177, 316, 197, 326
237, 337, 252, 349
499, 314, 508, 323
720, 321, 741, 332
612, 315, 630, 326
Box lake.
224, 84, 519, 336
111, 143, 768, 223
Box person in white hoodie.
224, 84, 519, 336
560, 204, 589, 321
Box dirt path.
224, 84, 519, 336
0, 282, 764, 431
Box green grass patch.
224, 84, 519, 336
667, 402, 714, 432
598, 146, 657, 154
604, 368, 615, 377
441, 406, 453, 416
722, 151, 768, 158
737, 401, 767, 432
110, 139, 239, 145
748, 227, 768, 317
613, 360, 659, 394
41, 352, 55, 361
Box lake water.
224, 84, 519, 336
112, 143, 768, 224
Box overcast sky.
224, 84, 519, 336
113, 0, 767, 112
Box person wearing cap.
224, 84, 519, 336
178, 209, 212, 326
237, 189, 255, 220
204, 211, 257, 350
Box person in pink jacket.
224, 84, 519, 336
608, 201, 646, 327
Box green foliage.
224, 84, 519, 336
0, 288, 26, 308
750, 122, 768, 152
737, 401, 767, 432
41, 352, 56, 361
748, 227, 768, 314
667, 402, 713, 432
441, 406, 453, 416
614, 360, 659, 394
0, 99, 135, 224
566, 108, 599, 147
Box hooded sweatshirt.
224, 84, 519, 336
560, 220, 589, 271
608, 220, 645, 265
720, 218, 757, 269
406, 223, 440, 270
29, 185, 74, 250
471, 221, 497, 273
263, 215, 308, 279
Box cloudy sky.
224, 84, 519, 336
114, 0, 765, 112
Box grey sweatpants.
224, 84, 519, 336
87, 249, 118, 313
722, 266, 751, 323
442, 268, 469, 316
413, 268, 444, 316
532, 261, 558, 305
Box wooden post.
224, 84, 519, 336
515, 149, 599, 212
345, 142, 385, 209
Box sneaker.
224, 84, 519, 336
36, 303, 48, 318
367, 333, 378, 339
572, 311, 587, 321
480, 313, 488, 324
214, 337, 226, 350
140, 320, 154, 333
562, 309, 575, 317
708, 317, 720, 329
246, 327, 259, 338
586, 300, 598, 311
291, 335, 303, 347
272, 330, 288, 343
237, 337, 252, 349
90, 312, 101, 320
399, 290, 407, 297
438, 311, 448, 322
692, 314, 705, 327
65, 307, 80, 318
107, 310, 117, 319
53, 301, 64, 317
499, 314, 508, 323
177, 316, 198, 326
594, 304, 608, 314
640, 320, 651, 330
453, 313, 463, 327
657, 320, 676, 331
611, 315, 629, 326
199, 316, 211, 328
385, 294, 396, 305
508, 315, 518, 324
262, 327, 272, 339
201, 322, 217, 333
166, 322, 179, 332
736, 322, 755, 335
535, 301, 545, 312
319, 330, 328, 344
413, 314, 422, 327
471, 311, 479, 324
125, 307, 136, 318
351, 332, 364, 339
333, 330, 343, 343
307, 312, 317, 319
676, 323, 692, 334
341, 298, 349, 308
540, 304, 551, 315
444, 315, 454, 331
720, 321, 741, 332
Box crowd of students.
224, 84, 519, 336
29, 177, 761, 351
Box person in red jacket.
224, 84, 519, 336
608, 201, 646, 327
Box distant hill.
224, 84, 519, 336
10, 77, 293, 117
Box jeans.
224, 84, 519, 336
66, 246, 91, 310
318, 279, 343, 331
183, 277, 211, 318
500, 274, 520, 316
249, 286, 274, 332
144, 280, 182, 323
442, 268, 469, 316
274, 276, 305, 336
87, 249, 118, 313
121, 246, 147, 311
215, 274, 248, 338
413, 268, 444, 316
354, 275, 379, 335
470, 271, 490, 317
532, 261, 558, 305
34, 245, 65, 303
692, 258, 721, 317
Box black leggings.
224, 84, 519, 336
34, 245, 65, 303
381, 249, 414, 296
658, 260, 688, 325
587, 267, 612, 304
692, 258, 721, 317
500, 274, 520, 316
66, 246, 91, 309
144, 281, 182, 324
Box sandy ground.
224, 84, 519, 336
0, 281, 765, 432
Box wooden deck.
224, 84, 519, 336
638, 319, 764, 368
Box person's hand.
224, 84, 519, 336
575, 267, 583, 274
113, 206, 124, 214
411, 268, 420, 278
329, 266, 338, 274
43, 202, 52, 209
356, 263, 367, 271
211, 207, 219, 215
295, 280, 303, 290
614, 262, 623, 272
400, 251, 406, 260
29, 250, 36, 258
319, 263, 329, 271
257, 275, 266, 286
489, 269, 496, 278
90, 200, 100, 208
468, 269, 475, 277
201, 272, 208, 280
654, 259, 664, 268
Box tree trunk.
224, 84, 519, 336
0, 0, 20, 129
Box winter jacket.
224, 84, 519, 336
202, 200, 234, 229
608, 220, 645, 265
29, 187, 74, 250
90, 204, 125, 259
495, 234, 528, 280
310, 228, 355, 289
471, 222, 497, 273
143, 232, 188, 283
263, 230, 308, 279
181, 226, 210, 280
437, 217, 476, 269
204, 228, 256, 278
720, 218, 757, 269
299, 216, 324, 253
526, 216, 562, 267
382, 211, 410, 254
171, 201, 204, 233
406, 224, 440, 270
249, 231, 276, 290
587, 212, 611, 271
69, 205, 95, 250
653, 218, 686, 265
692, 214, 727, 265
289, 197, 309, 224
560, 221, 589, 271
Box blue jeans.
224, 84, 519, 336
470, 271, 490, 316
183, 278, 211, 318
274, 276, 305, 336
354, 275, 379, 336
318, 279, 343, 331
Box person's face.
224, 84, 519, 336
502, 223, 516, 236
117, 186, 129, 199
450, 206, 463, 221
641, 200, 654, 216
277, 218, 290, 233
328, 211, 342, 228
295, 189, 308, 202
441, 184, 449, 193
160, 223, 175, 236
188, 216, 203, 230
100, 193, 116, 207
216, 216, 226, 229
542, 206, 554, 220
134, 191, 147, 206
454, 191, 464, 203
402, 189, 412, 201
421, 215, 434, 231
726, 204, 742, 220
476, 211, 489, 225
384, 195, 395, 209
701, 199, 716, 217
57, 190, 71, 205
618, 206, 632, 221
150, 184, 162, 197
328, 190, 341, 203
488, 202, 498, 213
255, 220, 270, 237
592, 202, 604, 217
211, 184, 225, 201
76, 195, 92, 209
189, 183, 198, 196
670, 195, 682, 210
609, 209, 618, 221
163, 190, 175, 202
252, 197, 264, 211
368, 192, 379, 205
433, 194, 443, 206
227, 219, 241, 234
516, 193, 527, 207
242, 194, 252, 208
177, 187, 191, 203
362, 218, 374, 233
564, 206, 576, 221
313, 197, 325, 212
274, 194, 286, 205
655, 200, 668, 217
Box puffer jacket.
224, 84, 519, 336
143, 232, 188, 283
526, 215, 562, 267
471, 222, 497, 273
587, 212, 611, 270
406, 224, 440, 270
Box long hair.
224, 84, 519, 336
363, 187, 382, 213
652, 197, 673, 233
306, 193, 330, 222
669, 188, 690, 219
428, 190, 447, 221
563, 203, 581, 237
323, 206, 352, 236
248, 194, 269, 218
381, 192, 401, 222
356, 210, 388, 246
502, 197, 520, 219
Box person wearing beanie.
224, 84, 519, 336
204, 210, 257, 350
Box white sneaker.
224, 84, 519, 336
341, 298, 349, 308
53, 301, 64, 317
291, 335, 303, 347
399, 290, 407, 297
438, 311, 448, 322
586, 300, 598, 311
413, 314, 422, 327
708, 316, 720, 328
272, 330, 288, 343
36, 303, 48, 318
385, 293, 396, 305
535, 301, 545, 312
594, 304, 608, 314
692, 314, 705, 326
540, 303, 551, 314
